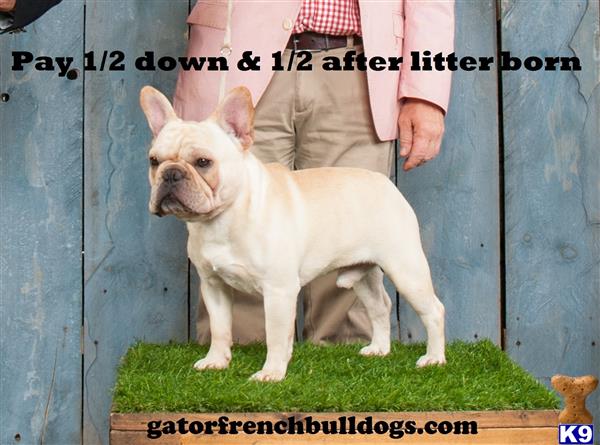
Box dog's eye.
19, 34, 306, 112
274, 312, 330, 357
149, 156, 159, 167
196, 158, 212, 168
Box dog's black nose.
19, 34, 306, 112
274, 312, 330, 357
162, 168, 184, 185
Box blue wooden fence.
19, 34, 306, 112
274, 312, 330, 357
1, 1, 598, 444
501, 0, 600, 436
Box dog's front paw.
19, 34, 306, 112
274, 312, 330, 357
359, 344, 390, 356
416, 354, 446, 368
249, 368, 286, 382
193, 356, 230, 371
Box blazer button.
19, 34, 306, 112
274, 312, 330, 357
282, 18, 294, 30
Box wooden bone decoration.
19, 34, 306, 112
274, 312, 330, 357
551, 374, 598, 424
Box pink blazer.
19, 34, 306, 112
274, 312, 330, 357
173, 0, 454, 141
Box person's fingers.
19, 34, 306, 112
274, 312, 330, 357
398, 116, 413, 157
431, 122, 444, 161
426, 136, 442, 161
403, 134, 430, 171
398, 100, 446, 171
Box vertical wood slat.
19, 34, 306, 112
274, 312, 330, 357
187, 0, 200, 342
0, 3, 83, 444
83, 2, 190, 444
501, 0, 600, 435
396, 0, 501, 345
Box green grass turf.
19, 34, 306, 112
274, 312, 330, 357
112, 340, 559, 413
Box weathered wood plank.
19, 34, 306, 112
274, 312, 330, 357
113, 428, 557, 445
177, 428, 556, 445
112, 428, 557, 445
0, 3, 84, 444
111, 412, 559, 445
83, 2, 191, 444
501, 0, 600, 436
396, 0, 501, 344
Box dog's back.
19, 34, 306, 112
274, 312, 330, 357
262, 163, 420, 275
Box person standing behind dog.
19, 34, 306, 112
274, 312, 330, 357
174, 0, 454, 344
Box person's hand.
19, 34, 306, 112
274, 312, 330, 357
398, 98, 445, 171
0, 0, 15, 12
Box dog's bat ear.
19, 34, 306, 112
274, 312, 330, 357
140, 86, 177, 137
213, 86, 255, 150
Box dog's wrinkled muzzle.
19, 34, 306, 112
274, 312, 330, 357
149, 165, 189, 217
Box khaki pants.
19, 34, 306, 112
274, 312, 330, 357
196, 44, 394, 344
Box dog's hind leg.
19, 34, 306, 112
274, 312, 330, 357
337, 265, 392, 356
381, 249, 446, 367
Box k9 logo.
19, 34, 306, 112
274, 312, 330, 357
558, 424, 594, 444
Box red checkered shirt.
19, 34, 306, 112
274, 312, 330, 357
293, 0, 362, 36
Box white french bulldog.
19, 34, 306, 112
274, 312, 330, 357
140, 86, 446, 382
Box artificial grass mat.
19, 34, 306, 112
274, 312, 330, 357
112, 340, 559, 413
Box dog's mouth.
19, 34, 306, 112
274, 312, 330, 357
162, 195, 189, 216
150, 177, 218, 220
152, 194, 195, 218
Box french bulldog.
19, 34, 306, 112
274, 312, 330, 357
140, 85, 446, 382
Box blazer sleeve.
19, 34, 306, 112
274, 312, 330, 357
398, 0, 455, 113
1, 0, 62, 33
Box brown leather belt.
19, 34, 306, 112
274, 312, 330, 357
286, 31, 362, 51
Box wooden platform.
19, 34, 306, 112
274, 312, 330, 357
110, 410, 559, 444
